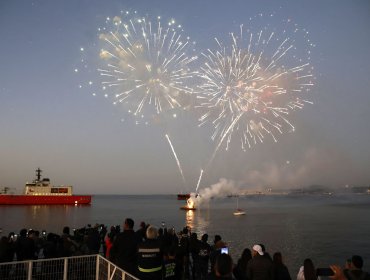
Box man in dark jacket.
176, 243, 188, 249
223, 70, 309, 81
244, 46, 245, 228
137, 225, 163, 280
344, 255, 370, 280
247, 244, 272, 280
15, 229, 35, 261
110, 218, 139, 276
198, 234, 211, 279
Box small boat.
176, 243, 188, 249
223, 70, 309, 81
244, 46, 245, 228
233, 209, 246, 216
233, 197, 245, 215
0, 168, 91, 205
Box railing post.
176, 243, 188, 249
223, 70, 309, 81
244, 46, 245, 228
96, 255, 100, 280
108, 260, 111, 279
63, 257, 68, 280
0, 254, 139, 280
27, 261, 32, 280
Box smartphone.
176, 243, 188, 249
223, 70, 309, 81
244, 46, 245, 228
221, 247, 229, 254
316, 268, 334, 277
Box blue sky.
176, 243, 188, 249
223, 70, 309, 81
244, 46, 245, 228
0, 0, 369, 194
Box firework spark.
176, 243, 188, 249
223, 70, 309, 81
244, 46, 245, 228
196, 20, 315, 154
165, 134, 186, 186
98, 13, 197, 123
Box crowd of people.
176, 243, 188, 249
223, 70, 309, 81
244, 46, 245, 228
0, 218, 369, 280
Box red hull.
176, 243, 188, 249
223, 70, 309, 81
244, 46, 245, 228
180, 206, 196, 210
177, 194, 190, 200
0, 195, 91, 205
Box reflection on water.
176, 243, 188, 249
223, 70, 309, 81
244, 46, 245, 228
184, 208, 210, 237
0, 204, 92, 234
185, 210, 194, 229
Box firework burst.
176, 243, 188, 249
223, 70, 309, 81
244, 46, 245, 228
196, 19, 315, 153
97, 12, 197, 123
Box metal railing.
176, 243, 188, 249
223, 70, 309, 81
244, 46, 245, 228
0, 254, 140, 280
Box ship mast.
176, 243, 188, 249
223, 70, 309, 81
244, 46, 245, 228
35, 168, 42, 182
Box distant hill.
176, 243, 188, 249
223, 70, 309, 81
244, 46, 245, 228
288, 184, 369, 194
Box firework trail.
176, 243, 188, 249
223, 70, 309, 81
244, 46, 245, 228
195, 169, 204, 193
196, 20, 315, 157
97, 13, 197, 123
165, 134, 186, 186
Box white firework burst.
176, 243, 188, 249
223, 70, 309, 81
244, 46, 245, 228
97, 13, 198, 122
196, 22, 315, 153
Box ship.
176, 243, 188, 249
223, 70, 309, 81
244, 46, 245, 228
0, 168, 92, 205
177, 193, 190, 200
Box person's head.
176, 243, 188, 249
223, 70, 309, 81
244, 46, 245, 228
146, 225, 158, 239
20, 228, 28, 237
241, 248, 252, 262
215, 253, 233, 277
167, 227, 175, 235
214, 235, 222, 244
303, 258, 316, 280
201, 234, 208, 243
351, 255, 363, 269
273, 252, 283, 264
190, 232, 197, 240
63, 226, 70, 235
252, 244, 264, 257
124, 218, 134, 230
27, 229, 35, 238
182, 227, 189, 235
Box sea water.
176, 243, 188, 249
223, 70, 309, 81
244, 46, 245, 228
1, 194, 369, 273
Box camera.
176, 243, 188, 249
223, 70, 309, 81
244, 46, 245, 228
221, 247, 229, 254
316, 268, 334, 277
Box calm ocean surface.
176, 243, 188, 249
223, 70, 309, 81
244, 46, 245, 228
1, 194, 369, 273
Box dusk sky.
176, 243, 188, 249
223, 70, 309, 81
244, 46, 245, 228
1, 0, 369, 195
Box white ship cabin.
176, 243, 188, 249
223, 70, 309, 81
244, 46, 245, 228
24, 178, 73, 196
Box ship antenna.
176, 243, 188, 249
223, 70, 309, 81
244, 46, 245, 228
36, 168, 42, 182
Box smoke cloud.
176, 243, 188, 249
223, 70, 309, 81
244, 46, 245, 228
191, 178, 239, 207
240, 147, 359, 190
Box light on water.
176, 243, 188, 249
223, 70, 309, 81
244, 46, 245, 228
1, 194, 370, 273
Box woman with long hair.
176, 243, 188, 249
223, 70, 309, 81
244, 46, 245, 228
272, 252, 292, 280
233, 248, 252, 280
297, 258, 317, 280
